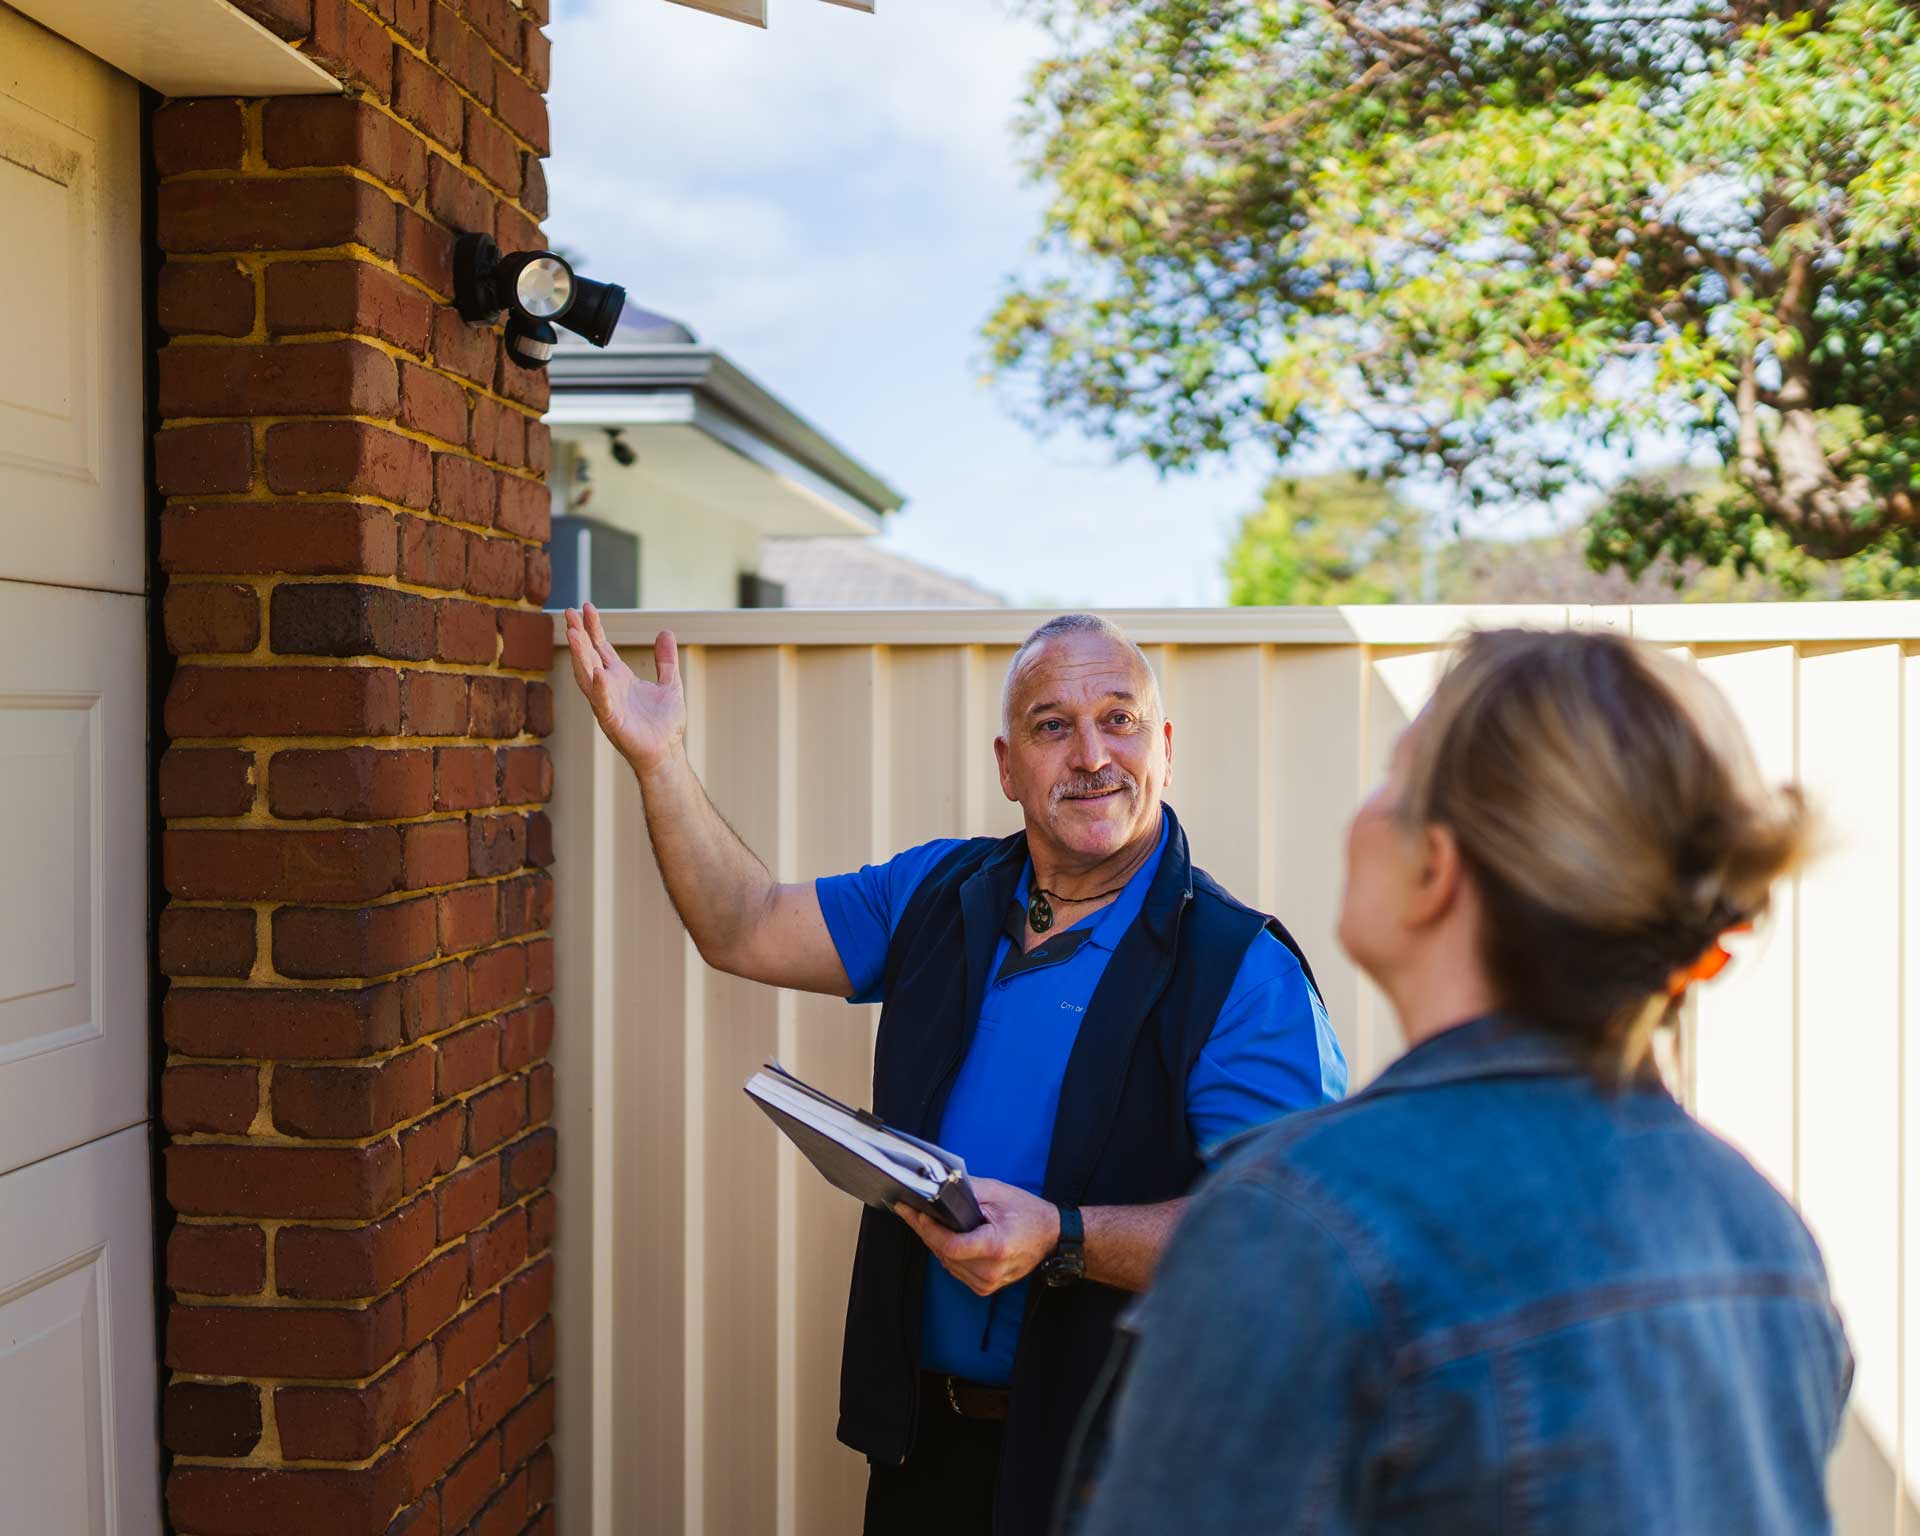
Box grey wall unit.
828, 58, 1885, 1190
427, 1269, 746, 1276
549, 515, 641, 610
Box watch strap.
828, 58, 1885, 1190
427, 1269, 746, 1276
1042, 1203, 1085, 1287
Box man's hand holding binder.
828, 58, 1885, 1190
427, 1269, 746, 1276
893, 1179, 1061, 1298
749, 1062, 1066, 1298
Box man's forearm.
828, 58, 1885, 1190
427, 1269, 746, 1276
632, 745, 775, 967
1083, 1198, 1188, 1293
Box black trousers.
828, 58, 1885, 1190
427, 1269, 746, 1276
863, 1375, 1006, 1535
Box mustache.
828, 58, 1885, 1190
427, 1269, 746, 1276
1051, 769, 1139, 806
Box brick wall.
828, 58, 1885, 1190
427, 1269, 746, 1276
153, 4, 558, 1532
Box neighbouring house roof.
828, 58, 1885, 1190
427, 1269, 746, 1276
758, 537, 1005, 608
547, 308, 904, 537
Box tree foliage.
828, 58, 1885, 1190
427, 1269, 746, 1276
987, 0, 1920, 587
1225, 474, 1426, 603
1227, 472, 1847, 604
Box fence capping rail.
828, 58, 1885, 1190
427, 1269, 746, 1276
552, 601, 1920, 651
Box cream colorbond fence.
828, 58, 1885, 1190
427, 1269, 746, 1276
548, 604, 1920, 1536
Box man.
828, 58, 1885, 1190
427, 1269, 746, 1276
563, 606, 1346, 1536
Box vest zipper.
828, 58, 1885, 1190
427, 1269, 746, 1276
996, 887, 1191, 1528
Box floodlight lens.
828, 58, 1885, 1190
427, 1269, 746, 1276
515, 256, 574, 319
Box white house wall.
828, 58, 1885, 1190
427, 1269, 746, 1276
554, 432, 780, 608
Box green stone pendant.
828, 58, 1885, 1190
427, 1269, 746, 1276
1026, 890, 1054, 934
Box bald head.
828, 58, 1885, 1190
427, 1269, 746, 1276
994, 613, 1172, 866
1000, 614, 1161, 736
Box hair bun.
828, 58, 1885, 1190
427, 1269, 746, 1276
1402, 628, 1815, 1073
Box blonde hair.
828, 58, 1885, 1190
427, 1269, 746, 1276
1399, 628, 1813, 1074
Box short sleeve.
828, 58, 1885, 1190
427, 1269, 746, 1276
814, 839, 966, 1004
1187, 930, 1348, 1160
1069, 1174, 1382, 1536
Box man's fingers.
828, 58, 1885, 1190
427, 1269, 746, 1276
564, 619, 600, 695
911, 1214, 958, 1258
927, 1251, 992, 1294
581, 602, 619, 670
948, 1261, 1001, 1297
654, 629, 680, 692
934, 1225, 999, 1262
896, 1205, 981, 1263
894, 1205, 1015, 1288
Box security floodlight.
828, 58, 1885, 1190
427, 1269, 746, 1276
453, 233, 629, 370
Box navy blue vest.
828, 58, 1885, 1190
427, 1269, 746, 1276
835, 806, 1317, 1535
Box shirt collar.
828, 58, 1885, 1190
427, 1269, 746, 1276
1011, 809, 1171, 953
1366, 1014, 1594, 1093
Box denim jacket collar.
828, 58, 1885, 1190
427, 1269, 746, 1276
1368, 1013, 1591, 1093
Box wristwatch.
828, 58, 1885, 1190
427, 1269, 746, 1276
1039, 1203, 1085, 1287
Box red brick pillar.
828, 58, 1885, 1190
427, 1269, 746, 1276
152, 4, 558, 1532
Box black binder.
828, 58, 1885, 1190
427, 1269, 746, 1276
744, 1061, 985, 1233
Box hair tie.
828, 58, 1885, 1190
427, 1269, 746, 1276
1666, 922, 1752, 999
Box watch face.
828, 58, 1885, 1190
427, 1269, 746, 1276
1042, 1249, 1085, 1287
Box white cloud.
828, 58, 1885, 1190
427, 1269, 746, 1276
553, 1, 1044, 196
550, 162, 891, 358
548, 1, 1049, 376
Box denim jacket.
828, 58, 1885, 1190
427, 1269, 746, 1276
1065, 1015, 1854, 1536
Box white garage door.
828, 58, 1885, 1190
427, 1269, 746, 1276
0, 5, 160, 1531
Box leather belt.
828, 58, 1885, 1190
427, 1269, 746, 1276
923, 1370, 1010, 1422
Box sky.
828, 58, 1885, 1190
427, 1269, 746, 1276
544, 0, 1285, 606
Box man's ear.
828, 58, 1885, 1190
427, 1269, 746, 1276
1405, 822, 1466, 930
1160, 718, 1173, 790
993, 736, 1018, 804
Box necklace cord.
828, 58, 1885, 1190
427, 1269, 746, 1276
1025, 837, 1156, 934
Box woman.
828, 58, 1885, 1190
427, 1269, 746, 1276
1067, 628, 1852, 1535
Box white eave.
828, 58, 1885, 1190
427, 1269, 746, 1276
665, 0, 874, 27
546, 343, 905, 538
13, 0, 341, 97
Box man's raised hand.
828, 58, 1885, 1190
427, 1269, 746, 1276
564, 605, 686, 772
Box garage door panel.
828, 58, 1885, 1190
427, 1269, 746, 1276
0, 695, 99, 1062
0, 1125, 159, 1535
0, 109, 90, 475
0, 4, 142, 596
0, 583, 144, 1177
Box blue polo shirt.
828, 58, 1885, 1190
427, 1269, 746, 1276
815, 810, 1346, 1385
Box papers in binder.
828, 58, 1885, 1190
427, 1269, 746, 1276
744, 1060, 985, 1232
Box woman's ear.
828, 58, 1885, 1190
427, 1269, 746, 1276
1405, 822, 1466, 930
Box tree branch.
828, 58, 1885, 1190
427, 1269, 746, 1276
1301, 0, 1439, 61
1253, 58, 1393, 138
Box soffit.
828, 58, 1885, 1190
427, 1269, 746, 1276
9, 0, 340, 97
